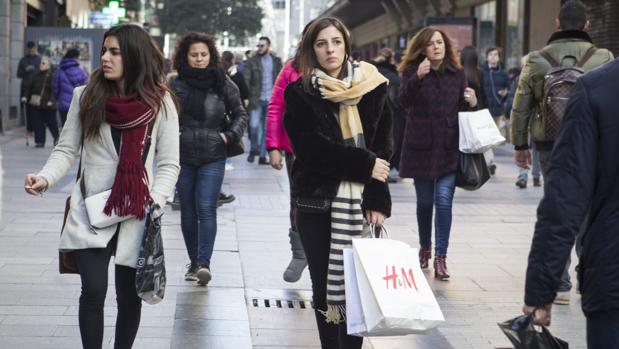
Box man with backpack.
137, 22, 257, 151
511, 0, 613, 305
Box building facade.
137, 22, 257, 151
321, 0, 615, 70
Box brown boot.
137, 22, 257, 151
419, 247, 432, 269
434, 256, 450, 280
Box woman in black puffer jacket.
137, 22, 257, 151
169, 32, 247, 285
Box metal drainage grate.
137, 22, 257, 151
250, 298, 314, 309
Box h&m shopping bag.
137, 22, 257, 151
347, 238, 444, 336
459, 109, 506, 153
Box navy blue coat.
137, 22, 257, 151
481, 64, 509, 117
525, 58, 619, 314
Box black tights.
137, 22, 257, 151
73, 235, 142, 349
296, 210, 363, 349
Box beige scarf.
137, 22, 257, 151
312, 61, 388, 324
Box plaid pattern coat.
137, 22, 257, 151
398, 65, 470, 179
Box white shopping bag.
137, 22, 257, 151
344, 249, 368, 336
459, 109, 506, 153
350, 238, 444, 336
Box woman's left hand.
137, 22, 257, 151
47, 101, 53, 107
365, 210, 386, 226
219, 132, 228, 144
464, 87, 477, 108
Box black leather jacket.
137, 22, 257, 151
170, 76, 248, 166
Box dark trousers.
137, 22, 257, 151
31, 108, 59, 146
284, 152, 297, 231
587, 311, 619, 349
60, 111, 68, 127
73, 235, 142, 349
296, 210, 363, 349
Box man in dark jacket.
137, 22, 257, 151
17, 41, 41, 141
513, 0, 613, 305
523, 57, 619, 349
481, 46, 509, 175
244, 37, 283, 164
372, 48, 403, 183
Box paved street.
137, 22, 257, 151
0, 127, 587, 349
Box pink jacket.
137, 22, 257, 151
266, 61, 301, 153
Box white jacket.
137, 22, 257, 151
38, 86, 180, 267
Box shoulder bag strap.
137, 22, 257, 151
539, 50, 560, 68
576, 47, 598, 68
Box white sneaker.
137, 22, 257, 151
553, 291, 570, 305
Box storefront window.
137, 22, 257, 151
475, 1, 496, 56
505, 0, 525, 69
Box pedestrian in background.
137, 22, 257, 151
398, 27, 478, 280
169, 32, 248, 286
24, 24, 180, 349
511, 0, 613, 305
481, 46, 509, 175
17, 41, 41, 145
372, 47, 404, 183
460, 46, 488, 110
266, 20, 314, 284
523, 56, 619, 349
505, 54, 542, 189
23, 57, 59, 148
52, 48, 89, 127
284, 17, 392, 348
244, 36, 282, 165
221, 51, 249, 108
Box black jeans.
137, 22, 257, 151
31, 108, 59, 145
73, 234, 142, 349
296, 210, 363, 349
587, 311, 619, 348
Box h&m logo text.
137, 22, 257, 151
382, 265, 419, 291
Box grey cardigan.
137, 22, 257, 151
37, 86, 180, 267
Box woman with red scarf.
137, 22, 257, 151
24, 25, 180, 348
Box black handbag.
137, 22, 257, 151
135, 207, 166, 305
293, 197, 332, 213
223, 103, 245, 158
498, 315, 568, 349
455, 152, 490, 191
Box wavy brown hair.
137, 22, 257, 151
79, 25, 174, 140
173, 32, 220, 71
298, 17, 352, 93
398, 27, 461, 74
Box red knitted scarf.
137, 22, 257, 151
104, 93, 155, 220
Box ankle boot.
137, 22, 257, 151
434, 256, 450, 280
419, 247, 432, 269
283, 229, 307, 282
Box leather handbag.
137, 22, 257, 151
59, 145, 82, 274
82, 120, 155, 229
293, 197, 332, 213
455, 152, 490, 191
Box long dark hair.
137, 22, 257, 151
398, 27, 461, 74
173, 32, 220, 71
79, 25, 172, 140
460, 45, 481, 87
299, 17, 352, 93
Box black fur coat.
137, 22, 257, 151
283, 80, 393, 216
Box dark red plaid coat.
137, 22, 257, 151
398, 64, 470, 179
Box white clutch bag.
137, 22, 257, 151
84, 189, 131, 229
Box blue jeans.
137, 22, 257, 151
517, 141, 541, 181
587, 311, 619, 349
177, 161, 225, 266
414, 172, 456, 256
249, 100, 268, 157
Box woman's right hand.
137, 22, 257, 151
371, 158, 390, 182
417, 58, 431, 80
24, 174, 48, 196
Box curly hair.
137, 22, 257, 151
173, 32, 220, 70
398, 27, 461, 74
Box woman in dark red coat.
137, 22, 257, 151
398, 27, 477, 279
